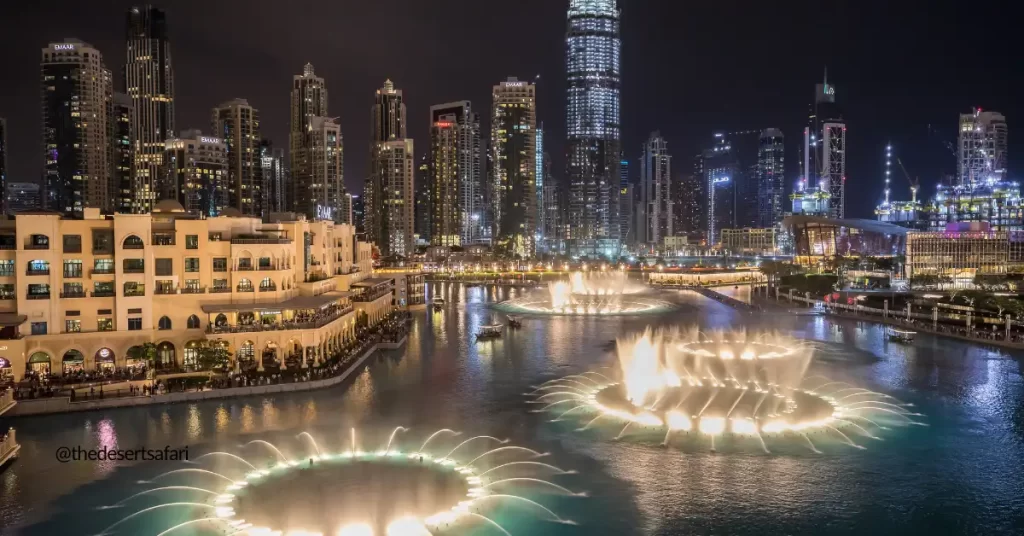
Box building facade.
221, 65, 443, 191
806, 72, 845, 218
637, 132, 672, 246
0, 208, 385, 382
757, 128, 785, 228
162, 130, 228, 217
959, 109, 1008, 186
372, 140, 415, 258
906, 223, 1024, 287
367, 80, 410, 256
429, 101, 482, 244
41, 40, 113, 216
296, 117, 344, 223
720, 227, 778, 255
415, 156, 431, 244
289, 64, 328, 220
212, 99, 262, 217
566, 0, 622, 243
124, 6, 175, 214
6, 184, 42, 213
111, 93, 134, 213
429, 116, 461, 246
702, 134, 737, 245
260, 141, 288, 215
491, 77, 537, 257
675, 169, 705, 244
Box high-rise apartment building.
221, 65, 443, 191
757, 129, 785, 228
535, 125, 545, 242
0, 117, 7, 213
6, 183, 42, 213
566, 0, 622, 242
212, 99, 262, 217
373, 139, 415, 257
701, 134, 739, 244
41, 40, 113, 216
290, 63, 328, 219
959, 109, 1008, 186
491, 77, 537, 257
415, 155, 431, 244
111, 93, 134, 213
260, 140, 288, 214
619, 157, 631, 242
296, 117, 344, 222
674, 170, 705, 243
367, 80, 410, 254
637, 132, 672, 246
162, 130, 227, 217
806, 71, 845, 218
429, 116, 461, 246
125, 6, 174, 213
429, 101, 481, 244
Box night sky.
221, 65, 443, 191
0, 0, 1019, 218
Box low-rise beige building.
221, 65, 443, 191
0, 202, 385, 383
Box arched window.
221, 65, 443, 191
122, 234, 144, 249
237, 278, 253, 292
187, 315, 201, 329
28, 351, 51, 374
214, 313, 228, 327
238, 341, 255, 362
259, 277, 276, 292
157, 342, 176, 369
158, 316, 172, 330
62, 349, 85, 375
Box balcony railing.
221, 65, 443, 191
123, 267, 145, 274
0, 294, 14, 301
230, 238, 292, 245
92, 290, 115, 297
209, 287, 231, 294
26, 293, 50, 300
352, 289, 392, 303
180, 287, 206, 294
205, 306, 353, 334
63, 246, 82, 253
123, 290, 145, 297
236, 287, 255, 293
123, 243, 145, 250
0, 244, 16, 250
60, 290, 87, 298
154, 287, 177, 295
26, 269, 50, 276
63, 271, 83, 279
236, 266, 255, 271
92, 247, 113, 255
25, 244, 50, 250
92, 267, 115, 275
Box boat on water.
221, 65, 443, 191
477, 323, 504, 340
507, 315, 523, 329
887, 327, 916, 343
432, 298, 445, 312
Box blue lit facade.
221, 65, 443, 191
566, 0, 622, 244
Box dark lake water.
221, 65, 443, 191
2, 284, 1023, 535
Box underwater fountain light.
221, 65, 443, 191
528, 328, 925, 453
100, 428, 582, 536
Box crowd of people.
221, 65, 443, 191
23, 311, 414, 400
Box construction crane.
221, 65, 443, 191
896, 158, 920, 203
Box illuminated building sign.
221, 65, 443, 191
713, 176, 731, 184
824, 84, 835, 96
504, 81, 526, 87
317, 205, 334, 220
200, 137, 219, 144
53, 43, 75, 51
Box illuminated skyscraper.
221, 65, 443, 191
162, 130, 227, 217
806, 70, 845, 218
701, 134, 738, 244
112, 93, 134, 213
491, 77, 537, 257
290, 63, 328, 219
368, 80, 410, 253
125, 6, 174, 213
959, 109, 1008, 186
535, 124, 545, 241
297, 117, 344, 222
212, 99, 262, 216
41, 40, 113, 216
429, 101, 481, 244
260, 140, 288, 214
637, 132, 672, 246
757, 129, 785, 227
566, 0, 622, 242
429, 116, 461, 246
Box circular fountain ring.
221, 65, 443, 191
675, 340, 799, 361
495, 296, 675, 316
591, 382, 838, 435
225, 452, 473, 535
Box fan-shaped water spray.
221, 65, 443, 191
103, 428, 583, 536
495, 271, 674, 315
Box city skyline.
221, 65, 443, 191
0, 0, 1020, 220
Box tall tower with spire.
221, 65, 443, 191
808, 68, 846, 218
368, 80, 413, 256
